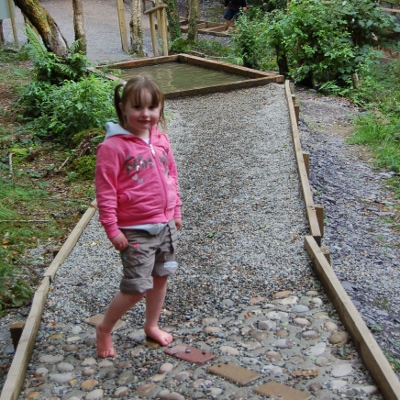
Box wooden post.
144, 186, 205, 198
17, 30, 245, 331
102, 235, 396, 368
10, 321, 25, 349
148, 12, 158, 56
160, 7, 168, 56
116, 0, 129, 52
144, 4, 168, 57
8, 0, 18, 46
303, 151, 310, 178
315, 204, 324, 238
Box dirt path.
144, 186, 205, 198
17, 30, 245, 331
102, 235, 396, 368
3, 0, 154, 63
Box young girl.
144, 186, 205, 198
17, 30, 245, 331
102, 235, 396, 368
95, 76, 182, 358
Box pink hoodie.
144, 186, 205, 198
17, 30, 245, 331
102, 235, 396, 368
95, 123, 182, 239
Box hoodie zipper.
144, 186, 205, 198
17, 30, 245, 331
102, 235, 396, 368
149, 130, 169, 214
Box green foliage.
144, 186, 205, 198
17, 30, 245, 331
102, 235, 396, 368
18, 75, 116, 141
70, 155, 96, 181
339, 0, 399, 47
24, 24, 90, 84
241, 0, 397, 90
232, 9, 270, 68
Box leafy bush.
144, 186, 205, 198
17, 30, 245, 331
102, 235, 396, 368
18, 75, 116, 141
237, 0, 400, 87
232, 9, 270, 68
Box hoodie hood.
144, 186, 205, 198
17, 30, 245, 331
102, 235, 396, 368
104, 122, 132, 139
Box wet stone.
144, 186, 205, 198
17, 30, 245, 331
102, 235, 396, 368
62, 344, 79, 352
304, 342, 326, 356
114, 386, 129, 397
220, 345, 240, 355
293, 317, 311, 327
82, 368, 96, 376
159, 362, 174, 373
331, 363, 353, 377
272, 290, 292, 299
265, 351, 281, 361
315, 356, 330, 366
136, 383, 156, 394
329, 331, 350, 345
48, 372, 74, 383
39, 354, 64, 364
34, 367, 48, 377
258, 320, 277, 331
81, 379, 99, 390
292, 305, 310, 313
117, 370, 136, 385
280, 296, 299, 305
323, 321, 338, 331
157, 390, 185, 400
173, 371, 191, 382
57, 362, 74, 372
81, 357, 97, 366
311, 297, 323, 307
301, 330, 319, 339
274, 338, 294, 349
85, 389, 104, 399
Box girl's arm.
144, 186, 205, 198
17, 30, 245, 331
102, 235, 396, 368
95, 142, 123, 240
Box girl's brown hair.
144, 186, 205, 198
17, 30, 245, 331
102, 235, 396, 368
114, 75, 166, 131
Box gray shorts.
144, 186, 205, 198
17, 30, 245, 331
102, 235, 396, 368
119, 221, 178, 294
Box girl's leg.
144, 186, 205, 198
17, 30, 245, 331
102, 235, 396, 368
97, 291, 144, 358
144, 276, 173, 346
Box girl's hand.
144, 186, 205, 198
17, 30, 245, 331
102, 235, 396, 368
110, 232, 129, 250
174, 218, 183, 230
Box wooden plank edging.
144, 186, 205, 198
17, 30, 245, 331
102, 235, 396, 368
0, 278, 50, 400
284, 80, 322, 242
304, 236, 400, 400
0, 201, 97, 400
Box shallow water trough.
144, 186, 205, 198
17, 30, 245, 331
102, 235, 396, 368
94, 54, 284, 98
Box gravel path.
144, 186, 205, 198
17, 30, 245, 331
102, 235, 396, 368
11, 86, 383, 399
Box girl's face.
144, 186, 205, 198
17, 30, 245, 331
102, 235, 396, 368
120, 89, 161, 138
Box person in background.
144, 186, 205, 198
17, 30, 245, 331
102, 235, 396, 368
223, 0, 248, 31
95, 76, 182, 358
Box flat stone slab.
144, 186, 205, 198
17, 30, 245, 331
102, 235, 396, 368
208, 362, 261, 385
164, 345, 216, 364
254, 381, 312, 400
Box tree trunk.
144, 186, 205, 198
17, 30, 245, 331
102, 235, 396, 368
72, 0, 86, 54
130, 0, 144, 55
13, 0, 69, 56
187, 0, 198, 41
163, 0, 181, 42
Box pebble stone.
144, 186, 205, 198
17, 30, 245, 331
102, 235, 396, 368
13, 86, 384, 399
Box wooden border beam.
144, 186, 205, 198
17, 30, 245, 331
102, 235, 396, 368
285, 80, 322, 243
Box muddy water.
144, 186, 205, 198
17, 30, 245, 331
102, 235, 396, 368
118, 62, 247, 93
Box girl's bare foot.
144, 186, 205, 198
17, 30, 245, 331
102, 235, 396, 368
144, 326, 173, 346
96, 325, 116, 358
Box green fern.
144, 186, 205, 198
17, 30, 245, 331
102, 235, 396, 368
24, 24, 90, 85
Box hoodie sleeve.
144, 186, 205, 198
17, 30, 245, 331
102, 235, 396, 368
95, 140, 122, 239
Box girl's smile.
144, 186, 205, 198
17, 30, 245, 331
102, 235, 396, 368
120, 90, 161, 138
